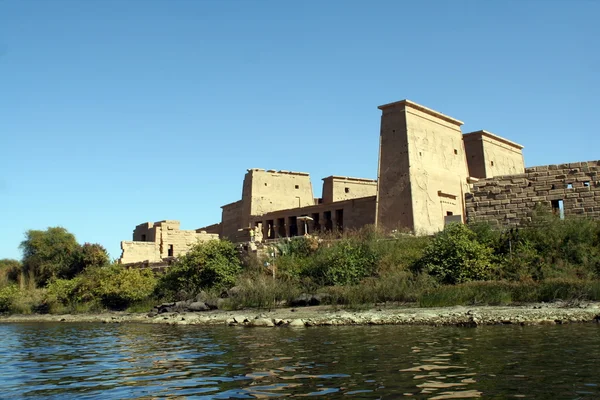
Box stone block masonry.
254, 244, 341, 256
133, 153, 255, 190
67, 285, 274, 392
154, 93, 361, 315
466, 160, 600, 227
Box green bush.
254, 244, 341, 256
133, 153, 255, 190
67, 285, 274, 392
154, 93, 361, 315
157, 240, 242, 299
44, 265, 157, 311
46, 277, 82, 306
301, 239, 379, 286
415, 223, 494, 284
95, 265, 157, 309
0, 259, 22, 286
0, 284, 19, 312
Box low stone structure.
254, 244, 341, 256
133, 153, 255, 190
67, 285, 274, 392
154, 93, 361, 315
119, 220, 218, 265
466, 160, 600, 226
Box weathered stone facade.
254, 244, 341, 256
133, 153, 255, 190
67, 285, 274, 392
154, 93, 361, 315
466, 161, 600, 226
120, 220, 218, 264
119, 98, 599, 257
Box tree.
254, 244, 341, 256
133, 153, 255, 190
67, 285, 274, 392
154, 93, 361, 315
72, 243, 110, 271
0, 259, 22, 285
20, 227, 81, 286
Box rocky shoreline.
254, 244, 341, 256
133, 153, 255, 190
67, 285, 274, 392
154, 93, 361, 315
2, 301, 600, 327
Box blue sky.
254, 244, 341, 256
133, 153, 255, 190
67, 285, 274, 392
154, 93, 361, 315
1, 0, 598, 260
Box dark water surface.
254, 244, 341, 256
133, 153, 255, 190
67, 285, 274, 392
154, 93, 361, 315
0, 322, 599, 399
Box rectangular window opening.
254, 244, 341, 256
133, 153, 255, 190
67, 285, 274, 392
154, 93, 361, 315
345, 187, 350, 193
490, 161, 495, 166
567, 183, 573, 189
168, 244, 174, 257
551, 199, 565, 220
454, 149, 458, 155
446, 211, 453, 216
584, 181, 590, 187
295, 185, 299, 189
141, 234, 146, 242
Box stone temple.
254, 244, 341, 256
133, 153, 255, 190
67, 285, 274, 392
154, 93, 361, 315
119, 99, 600, 264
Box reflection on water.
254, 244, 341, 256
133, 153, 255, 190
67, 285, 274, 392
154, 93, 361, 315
0, 322, 599, 398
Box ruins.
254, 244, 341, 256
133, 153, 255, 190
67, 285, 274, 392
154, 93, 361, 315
119, 99, 600, 265
119, 220, 218, 264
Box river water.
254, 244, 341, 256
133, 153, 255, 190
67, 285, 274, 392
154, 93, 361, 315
0, 322, 598, 399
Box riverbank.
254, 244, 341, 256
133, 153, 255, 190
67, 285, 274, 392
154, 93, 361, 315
2, 302, 600, 327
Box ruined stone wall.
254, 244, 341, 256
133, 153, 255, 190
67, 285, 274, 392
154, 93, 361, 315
132, 222, 159, 242
466, 160, 600, 226
160, 227, 218, 258
221, 200, 243, 241
120, 241, 161, 264
196, 223, 221, 236
322, 176, 377, 204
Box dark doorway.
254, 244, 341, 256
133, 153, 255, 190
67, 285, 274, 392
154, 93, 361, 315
266, 220, 275, 239
289, 216, 298, 237
324, 211, 333, 231
311, 213, 320, 231
335, 209, 344, 231
277, 218, 286, 238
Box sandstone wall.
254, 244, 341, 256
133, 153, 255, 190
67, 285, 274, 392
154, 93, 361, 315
466, 160, 600, 226
132, 222, 159, 242
251, 196, 376, 239
377, 100, 470, 235
196, 223, 221, 236
160, 225, 219, 258
241, 169, 315, 228
463, 130, 525, 179
322, 176, 377, 204
120, 241, 161, 264
221, 200, 243, 241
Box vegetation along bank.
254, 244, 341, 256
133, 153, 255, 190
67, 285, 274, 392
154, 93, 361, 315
2, 207, 600, 327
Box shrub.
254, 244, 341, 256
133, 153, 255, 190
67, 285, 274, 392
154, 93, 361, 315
415, 223, 494, 284
44, 265, 157, 311
95, 266, 157, 309
46, 278, 82, 306
0, 284, 19, 312
0, 259, 22, 286
301, 239, 379, 286
156, 240, 242, 299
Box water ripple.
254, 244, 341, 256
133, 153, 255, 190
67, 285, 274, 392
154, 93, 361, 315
0, 322, 599, 398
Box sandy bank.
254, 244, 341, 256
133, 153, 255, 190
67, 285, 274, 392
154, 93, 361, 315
2, 302, 600, 327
